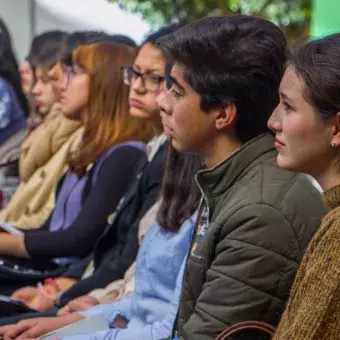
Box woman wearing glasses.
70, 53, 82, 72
121, 27, 172, 144
0, 42, 152, 294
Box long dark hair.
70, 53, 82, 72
68, 43, 152, 175
157, 143, 201, 232
0, 18, 30, 117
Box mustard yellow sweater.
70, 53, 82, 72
273, 185, 340, 340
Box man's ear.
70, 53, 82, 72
215, 102, 237, 131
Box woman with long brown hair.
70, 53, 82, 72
0, 42, 152, 291
64, 42, 152, 174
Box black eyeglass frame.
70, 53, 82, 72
121, 66, 165, 92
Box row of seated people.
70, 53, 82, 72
0, 15, 338, 340
0, 28, 150, 232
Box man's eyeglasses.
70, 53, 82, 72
122, 66, 165, 92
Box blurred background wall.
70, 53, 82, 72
0, 0, 150, 61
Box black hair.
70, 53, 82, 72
157, 143, 201, 232
141, 22, 186, 49
60, 31, 111, 66
30, 31, 67, 71
27, 30, 67, 67
0, 18, 30, 117
158, 15, 287, 143
288, 33, 340, 121
107, 34, 137, 48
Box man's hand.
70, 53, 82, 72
57, 295, 99, 316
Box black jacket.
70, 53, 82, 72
60, 141, 167, 305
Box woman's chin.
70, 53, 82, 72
62, 110, 82, 122
277, 154, 291, 170
277, 155, 302, 173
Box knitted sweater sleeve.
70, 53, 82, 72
273, 213, 340, 340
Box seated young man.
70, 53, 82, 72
155, 15, 327, 339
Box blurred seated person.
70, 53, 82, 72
0, 42, 152, 296
0, 31, 80, 227
0, 31, 115, 228
19, 30, 67, 127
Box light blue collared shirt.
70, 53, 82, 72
63, 212, 197, 340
